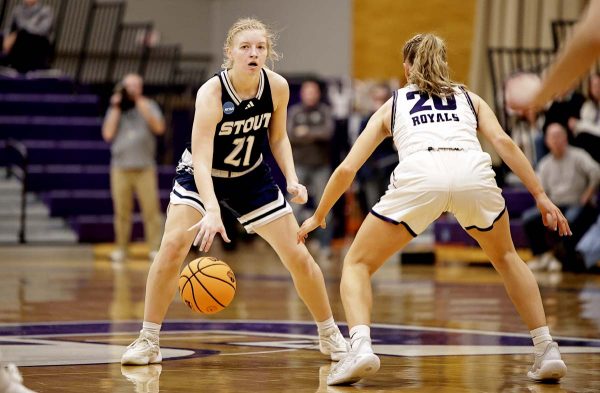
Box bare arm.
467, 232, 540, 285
473, 92, 571, 235
188, 78, 230, 251
297, 97, 393, 240
136, 98, 166, 135
101, 104, 121, 143
531, 0, 600, 108
267, 72, 307, 204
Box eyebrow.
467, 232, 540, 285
239, 41, 267, 45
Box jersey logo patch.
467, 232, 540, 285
245, 101, 255, 110
223, 101, 235, 115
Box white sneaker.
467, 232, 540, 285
527, 342, 567, 382
546, 255, 562, 272
121, 364, 162, 393
0, 364, 37, 393
110, 249, 126, 263
121, 331, 162, 365
327, 348, 380, 385
319, 327, 349, 361
528, 252, 551, 271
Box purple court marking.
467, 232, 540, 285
1, 321, 599, 349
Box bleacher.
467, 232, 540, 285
0, 0, 211, 243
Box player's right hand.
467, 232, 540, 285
188, 212, 231, 252
535, 194, 572, 236
504, 73, 542, 112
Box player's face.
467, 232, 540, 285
229, 29, 268, 73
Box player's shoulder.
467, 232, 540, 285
263, 68, 289, 90
195, 76, 222, 104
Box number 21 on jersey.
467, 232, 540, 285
224, 135, 255, 167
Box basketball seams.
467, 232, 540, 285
199, 270, 236, 290
191, 270, 227, 308
179, 257, 235, 314
179, 270, 202, 312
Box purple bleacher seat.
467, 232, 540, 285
27, 164, 175, 191
0, 93, 100, 116
502, 188, 536, 217
0, 115, 103, 140
43, 189, 170, 216
434, 216, 530, 249
69, 214, 147, 243
0, 75, 75, 94
22, 140, 110, 165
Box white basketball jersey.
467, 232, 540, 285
391, 84, 481, 160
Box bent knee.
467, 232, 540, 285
343, 254, 378, 275
158, 232, 190, 264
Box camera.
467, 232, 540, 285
116, 84, 136, 111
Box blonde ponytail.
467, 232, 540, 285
402, 34, 458, 97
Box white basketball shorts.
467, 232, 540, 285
371, 149, 506, 236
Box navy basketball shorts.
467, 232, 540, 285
169, 163, 292, 234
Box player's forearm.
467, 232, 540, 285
533, 7, 600, 107
192, 164, 220, 214
314, 164, 355, 222
270, 136, 299, 183
493, 136, 546, 199
102, 109, 121, 142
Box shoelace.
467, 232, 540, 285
127, 336, 157, 350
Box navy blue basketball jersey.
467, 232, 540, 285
192, 69, 273, 173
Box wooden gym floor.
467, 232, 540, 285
0, 241, 599, 393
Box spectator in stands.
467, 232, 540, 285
509, 108, 544, 166
1, 0, 54, 74
102, 73, 166, 263
356, 83, 397, 212
287, 79, 335, 256
569, 73, 600, 163
523, 123, 600, 272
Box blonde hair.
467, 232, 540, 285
402, 33, 457, 97
222, 17, 281, 69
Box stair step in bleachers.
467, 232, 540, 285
0, 116, 102, 140
0, 140, 110, 165
43, 189, 171, 217
70, 214, 148, 243
0, 94, 100, 116
0, 75, 75, 94
26, 165, 175, 191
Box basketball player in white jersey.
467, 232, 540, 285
298, 34, 571, 385
121, 18, 347, 365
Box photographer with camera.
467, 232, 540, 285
102, 73, 166, 263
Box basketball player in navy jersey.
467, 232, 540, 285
121, 17, 347, 365
299, 34, 571, 385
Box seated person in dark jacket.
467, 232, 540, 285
2, 0, 54, 73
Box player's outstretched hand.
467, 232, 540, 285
188, 212, 231, 252
535, 194, 572, 237
297, 215, 326, 244
505, 73, 542, 112
287, 182, 308, 204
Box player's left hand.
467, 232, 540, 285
287, 182, 308, 204
297, 215, 326, 244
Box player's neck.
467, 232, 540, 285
227, 69, 260, 100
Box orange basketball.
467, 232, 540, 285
178, 257, 236, 314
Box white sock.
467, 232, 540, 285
530, 326, 552, 356
316, 316, 336, 334
142, 321, 161, 340
349, 325, 373, 354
